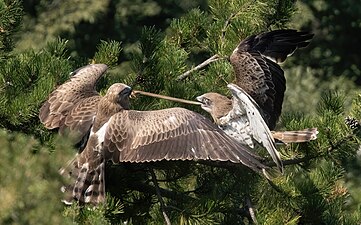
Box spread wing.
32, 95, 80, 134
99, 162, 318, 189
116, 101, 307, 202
230, 50, 275, 127
231, 29, 313, 129
102, 108, 267, 173
238, 30, 314, 63
227, 83, 283, 172
39, 64, 107, 143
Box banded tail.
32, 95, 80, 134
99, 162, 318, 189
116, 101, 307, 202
271, 128, 318, 144
60, 152, 105, 205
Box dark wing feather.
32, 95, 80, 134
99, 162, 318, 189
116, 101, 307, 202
232, 30, 313, 129
238, 29, 314, 63
39, 64, 107, 142
231, 51, 275, 126
264, 58, 285, 129
102, 108, 266, 173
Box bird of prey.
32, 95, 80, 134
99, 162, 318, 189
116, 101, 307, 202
230, 29, 314, 129
196, 84, 318, 172
197, 83, 283, 171
39, 64, 267, 205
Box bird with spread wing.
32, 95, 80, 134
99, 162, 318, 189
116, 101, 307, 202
230, 29, 314, 129
197, 84, 317, 173
39, 64, 267, 205
196, 30, 318, 172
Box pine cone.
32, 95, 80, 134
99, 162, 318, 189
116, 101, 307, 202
345, 116, 360, 130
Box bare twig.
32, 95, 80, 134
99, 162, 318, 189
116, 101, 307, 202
221, 13, 237, 44
264, 156, 315, 168
126, 181, 195, 202
132, 90, 201, 105
176, 54, 221, 81
149, 168, 172, 225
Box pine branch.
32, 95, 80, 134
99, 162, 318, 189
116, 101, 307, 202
220, 13, 237, 44
176, 2, 259, 82
176, 54, 221, 81
199, 133, 355, 170
126, 180, 195, 202
149, 168, 172, 225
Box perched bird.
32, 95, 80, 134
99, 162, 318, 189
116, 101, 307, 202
230, 29, 314, 129
194, 30, 316, 170
197, 84, 318, 172
39, 64, 267, 205
197, 83, 283, 171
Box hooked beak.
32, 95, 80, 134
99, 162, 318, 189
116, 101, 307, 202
196, 95, 212, 113
123, 87, 133, 96
196, 95, 205, 104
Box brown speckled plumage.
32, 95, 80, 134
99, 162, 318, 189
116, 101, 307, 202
39, 64, 107, 144
230, 29, 314, 129
40, 64, 267, 205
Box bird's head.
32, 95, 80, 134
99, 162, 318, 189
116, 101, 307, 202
196, 93, 232, 123
106, 83, 132, 109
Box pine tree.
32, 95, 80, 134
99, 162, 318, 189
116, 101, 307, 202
1, 0, 360, 224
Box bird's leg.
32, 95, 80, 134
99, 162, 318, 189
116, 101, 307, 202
149, 168, 172, 225
245, 195, 258, 225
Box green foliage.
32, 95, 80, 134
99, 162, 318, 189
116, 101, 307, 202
0, 129, 125, 225
0, 38, 72, 134
1, 0, 361, 224
63, 196, 124, 225
257, 93, 361, 224
18, 0, 208, 59
287, 1, 361, 83
93, 40, 122, 66
0, 130, 74, 225
282, 66, 358, 115
0, 0, 22, 54
17, 0, 109, 53
0, 37, 122, 142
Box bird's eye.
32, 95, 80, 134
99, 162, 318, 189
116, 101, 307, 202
204, 98, 211, 105
120, 88, 132, 96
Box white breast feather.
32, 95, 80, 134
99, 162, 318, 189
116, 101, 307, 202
226, 83, 282, 170
220, 114, 254, 148
95, 120, 110, 143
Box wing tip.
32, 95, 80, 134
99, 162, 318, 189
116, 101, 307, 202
70, 63, 108, 78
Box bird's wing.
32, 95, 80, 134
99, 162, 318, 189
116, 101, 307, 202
39, 64, 107, 141
265, 58, 285, 129
231, 30, 313, 129
102, 108, 267, 173
230, 50, 275, 126
227, 83, 283, 172
59, 96, 101, 144
237, 29, 314, 63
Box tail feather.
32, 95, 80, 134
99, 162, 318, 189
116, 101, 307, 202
60, 154, 105, 205
271, 128, 318, 144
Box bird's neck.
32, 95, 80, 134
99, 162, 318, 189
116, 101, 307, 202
212, 100, 233, 125
92, 99, 124, 132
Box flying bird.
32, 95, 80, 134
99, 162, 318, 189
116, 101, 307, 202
196, 84, 318, 172
230, 29, 314, 129
39, 64, 267, 205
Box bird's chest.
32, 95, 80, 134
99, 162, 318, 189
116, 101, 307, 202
85, 120, 111, 155
219, 115, 255, 148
